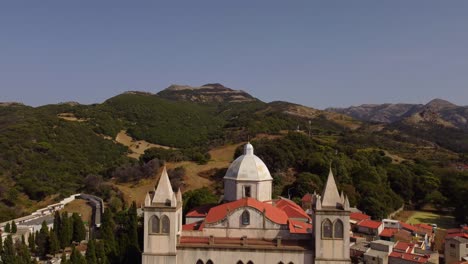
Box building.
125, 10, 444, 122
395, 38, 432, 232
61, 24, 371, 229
142, 143, 352, 264
445, 236, 468, 264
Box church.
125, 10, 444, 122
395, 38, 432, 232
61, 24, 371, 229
142, 143, 351, 264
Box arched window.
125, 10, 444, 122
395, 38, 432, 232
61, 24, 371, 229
196, 260, 204, 264
322, 218, 332, 238
278, 262, 284, 264
161, 215, 170, 233
206, 260, 213, 264
247, 261, 254, 264
241, 210, 250, 225
150, 215, 160, 233
237, 261, 244, 264
288, 262, 294, 264
334, 219, 344, 239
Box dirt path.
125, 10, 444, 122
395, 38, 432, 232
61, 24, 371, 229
115, 130, 174, 159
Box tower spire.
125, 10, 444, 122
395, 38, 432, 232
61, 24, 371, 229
321, 167, 341, 208
152, 166, 175, 205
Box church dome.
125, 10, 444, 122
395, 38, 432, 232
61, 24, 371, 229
224, 143, 273, 181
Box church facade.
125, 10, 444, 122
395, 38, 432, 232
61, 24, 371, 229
142, 143, 351, 264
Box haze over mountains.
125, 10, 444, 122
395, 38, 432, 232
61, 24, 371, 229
328, 98, 468, 130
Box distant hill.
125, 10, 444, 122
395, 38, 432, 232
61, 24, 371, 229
157, 83, 258, 103
327, 99, 468, 129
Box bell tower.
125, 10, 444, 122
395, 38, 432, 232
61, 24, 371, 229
142, 167, 182, 264
313, 168, 351, 264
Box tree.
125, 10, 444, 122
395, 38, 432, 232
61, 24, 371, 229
182, 187, 218, 215
28, 231, 36, 253
127, 202, 139, 250
1, 235, 16, 264
49, 230, 60, 254
100, 210, 117, 258
72, 213, 86, 242
11, 220, 17, 233
61, 252, 69, 264
36, 220, 50, 257
53, 211, 62, 238
60, 212, 72, 248
96, 241, 108, 264
4, 222, 10, 233
70, 245, 86, 264
86, 239, 98, 264
17, 237, 31, 264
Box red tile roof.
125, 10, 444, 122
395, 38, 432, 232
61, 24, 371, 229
350, 212, 371, 222
389, 252, 428, 263
357, 219, 382, 229
186, 204, 216, 217
275, 199, 311, 221
445, 233, 468, 240
301, 193, 313, 202
288, 219, 312, 234
394, 241, 412, 252
400, 222, 418, 232
414, 223, 433, 232
380, 228, 399, 238
182, 221, 204, 231
204, 198, 288, 225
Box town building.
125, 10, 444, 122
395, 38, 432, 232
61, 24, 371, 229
142, 143, 352, 264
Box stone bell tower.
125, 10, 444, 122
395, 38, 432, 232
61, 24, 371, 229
142, 167, 182, 264
313, 168, 351, 264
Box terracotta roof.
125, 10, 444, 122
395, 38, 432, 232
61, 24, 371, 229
186, 204, 216, 217
350, 212, 371, 222
446, 233, 468, 240
393, 229, 413, 243
288, 219, 312, 234
400, 222, 418, 232
275, 199, 311, 221
414, 223, 433, 232
357, 219, 382, 229
182, 221, 204, 231
204, 198, 288, 225
389, 252, 428, 263
394, 241, 412, 252
301, 193, 312, 202
380, 228, 399, 238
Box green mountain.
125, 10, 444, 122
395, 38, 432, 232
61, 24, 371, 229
0, 85, 466, 223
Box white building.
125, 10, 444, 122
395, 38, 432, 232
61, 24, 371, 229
142, 143, 351, 264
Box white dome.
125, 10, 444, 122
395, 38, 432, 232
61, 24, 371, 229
224, 143, 273, 182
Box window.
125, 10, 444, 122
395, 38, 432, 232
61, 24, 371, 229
196, 260, 204, 264
322, 218, 333, 238
450, 243, 455, 248
241, 210, 250, 225
334, 219, 344, 239
288, 262, 294, 264
237, 261, 244, 264
206, 260, 213, 264
247, 261, 254, 264
244, 186, 251, 198
278, 262, 284, 264
161, 215, 170, 233
150, 216, 160, 234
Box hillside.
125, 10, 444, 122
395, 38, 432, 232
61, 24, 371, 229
0, 85, 467, 223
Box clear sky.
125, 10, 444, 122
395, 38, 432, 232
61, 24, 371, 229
1, 1, 467, 109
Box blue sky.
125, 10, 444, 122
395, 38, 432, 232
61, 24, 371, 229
1, 1, 467, 109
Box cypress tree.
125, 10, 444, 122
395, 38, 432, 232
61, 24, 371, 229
101, 210, 116, 256
61, 252, 68, 264
28, 231, 35, 253
17, 237, 31, 264
53, 211, 62, 238
1, 235, 16, 264
128, 202, 139, 250
72, 213, 86, 242
0, 234, 3, 254
70, 245, 86, 264
4, 222, 10, 233
86, 239, 97, 264
11, 220, 17, 233
49, 230, 60, 254
36, 221, 50, 257
60, 212, 72, 248
96, 241, 108, 264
